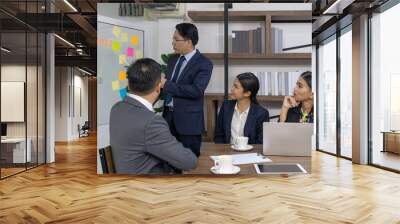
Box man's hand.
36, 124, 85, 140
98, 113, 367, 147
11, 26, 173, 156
161, 77, 167, 88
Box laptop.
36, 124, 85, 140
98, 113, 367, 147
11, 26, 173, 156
263, 122, 313, 157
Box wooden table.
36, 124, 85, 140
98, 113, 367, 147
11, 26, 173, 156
186, 142, 311, 175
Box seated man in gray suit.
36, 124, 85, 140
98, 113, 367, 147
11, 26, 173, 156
110, 58, 197, 174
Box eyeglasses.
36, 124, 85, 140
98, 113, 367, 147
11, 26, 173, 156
173, 38, 187, 42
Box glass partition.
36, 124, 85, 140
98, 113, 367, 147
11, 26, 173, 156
317, 35, 337, 155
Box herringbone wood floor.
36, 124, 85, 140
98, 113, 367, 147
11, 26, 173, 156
1, 134, 400, 224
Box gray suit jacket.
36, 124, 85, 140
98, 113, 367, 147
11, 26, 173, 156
110, 96, 197, 174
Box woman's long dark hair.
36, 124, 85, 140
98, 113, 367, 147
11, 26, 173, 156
237, 72, 260, 104
299, 71, 312, 89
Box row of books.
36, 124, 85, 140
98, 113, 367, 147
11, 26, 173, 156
231, 28, 263, 54
230, 27, 285, 54
271, 27, 284, 53
255, 71, 303, 96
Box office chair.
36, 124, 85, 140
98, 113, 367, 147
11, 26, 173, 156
99, 146, 115, 174
78, 121, 90, 138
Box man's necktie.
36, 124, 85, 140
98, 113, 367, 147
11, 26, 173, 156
164, 56, 186, 106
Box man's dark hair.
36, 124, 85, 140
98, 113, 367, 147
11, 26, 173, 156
175, 23, 199, 46
127, 58, 161, 95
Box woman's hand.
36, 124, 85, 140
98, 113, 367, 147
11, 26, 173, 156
282, 96, 299, 109
280, 96, 298, 122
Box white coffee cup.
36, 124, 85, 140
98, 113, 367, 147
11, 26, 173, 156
235, 136, 249, 149
214, 155, 234, 173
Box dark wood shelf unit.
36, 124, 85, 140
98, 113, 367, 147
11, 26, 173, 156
188, 11, 311, 22
203, 53, 311, 60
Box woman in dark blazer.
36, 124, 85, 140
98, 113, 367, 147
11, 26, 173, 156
214, 72, 270, 144
279, 71, 314, 123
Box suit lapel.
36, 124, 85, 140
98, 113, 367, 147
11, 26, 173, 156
243, 104, 255, 137
176, 50, 200, 83
166, 55, 179, 80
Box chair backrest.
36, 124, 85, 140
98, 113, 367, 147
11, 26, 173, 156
82, 121, 90, 129
99, 146, 115, 174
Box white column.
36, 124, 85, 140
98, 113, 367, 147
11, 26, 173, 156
46, 33, 55, 163
352, 14, 369, 164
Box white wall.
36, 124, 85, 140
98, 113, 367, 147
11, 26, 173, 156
54, 67, 89, 141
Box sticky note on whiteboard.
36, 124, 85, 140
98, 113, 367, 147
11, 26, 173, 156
119, 71, 127, 81
112, 26, 121, 37
127, 47, 134, 57
112, 80, 120, 91
119, 88, 127, 99
121, 32, 128, 42
136, 50, 143, 59
112, 40, 120, 52
119, 54, 126, 65
131, 35, 138, 45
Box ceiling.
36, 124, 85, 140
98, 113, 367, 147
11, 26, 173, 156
0, 0, 313, 74
312, 0, 391, 43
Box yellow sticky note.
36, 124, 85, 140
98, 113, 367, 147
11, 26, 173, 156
112, 40, 120, 51
121, 33, 128, 42
112, 80, 120, 91
112, 26, 120, 37
119, 71, 127, 81
136, 50, 143, 59
131, 35, 138, 45
119, 54, 126, 65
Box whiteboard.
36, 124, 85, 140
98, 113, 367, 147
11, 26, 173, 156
97, 17, 144, 126
1, 82, 25, 122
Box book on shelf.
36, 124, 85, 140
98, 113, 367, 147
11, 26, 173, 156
231, 28, 263, 54
255, 71, 303, 96
272, 27, 283, 53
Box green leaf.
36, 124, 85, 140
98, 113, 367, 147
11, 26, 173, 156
161, 54, 169, 64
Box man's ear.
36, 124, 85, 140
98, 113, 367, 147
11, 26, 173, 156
244, 91, 251, 98
156, 82, 162, 93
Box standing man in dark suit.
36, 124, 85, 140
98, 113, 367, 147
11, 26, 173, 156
161, 23, 213, 157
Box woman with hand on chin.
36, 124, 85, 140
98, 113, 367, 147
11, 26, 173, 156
214, 72, 270, 145
280, 71, 314, 123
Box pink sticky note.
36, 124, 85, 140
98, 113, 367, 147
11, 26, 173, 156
127, 47, 134, 57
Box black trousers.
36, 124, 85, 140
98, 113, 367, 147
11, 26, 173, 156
163, 109, 202, 157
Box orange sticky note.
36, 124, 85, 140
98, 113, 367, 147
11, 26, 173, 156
119, 71, 127, 81
131, 35, 138, 45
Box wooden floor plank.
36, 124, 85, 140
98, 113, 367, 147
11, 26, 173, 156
0, 134, 400, 223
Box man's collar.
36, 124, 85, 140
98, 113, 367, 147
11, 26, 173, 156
126, 92, 154, 112
181, 48, 197, 62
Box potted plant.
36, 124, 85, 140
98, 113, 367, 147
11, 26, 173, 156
154, 53, 175, 113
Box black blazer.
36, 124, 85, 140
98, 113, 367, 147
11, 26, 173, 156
284, 104, 314, 123
162, 50, 213, 135
214, 100, 270, 144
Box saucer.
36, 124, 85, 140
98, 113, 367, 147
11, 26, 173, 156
210, 165, 240, 175
231, 144, 254, 151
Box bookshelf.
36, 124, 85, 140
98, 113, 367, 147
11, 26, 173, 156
188, 10, 312, 60
203, 53, 311, 61
188, 10, 311, 141
188, 11, 311, 22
